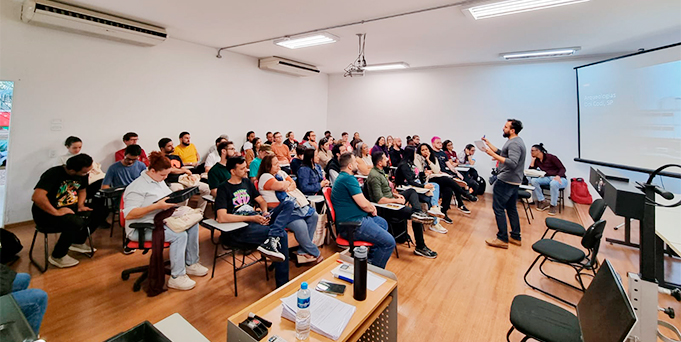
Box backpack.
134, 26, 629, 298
476, 176, 486, 195
0, 229, 23, 264
570, 178, 593, 204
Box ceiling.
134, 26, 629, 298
56, 0, 681, 73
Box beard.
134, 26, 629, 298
503, 132, 510, 138
181, 141, 190, 146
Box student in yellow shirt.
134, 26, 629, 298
173, 131, 200, 165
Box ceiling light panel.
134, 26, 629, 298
468, 0, 590, 20
501, 47, 581, 59
363, 62, 410, 71
274, 32, 339, 49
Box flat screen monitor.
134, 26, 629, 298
577, 259, 637, 342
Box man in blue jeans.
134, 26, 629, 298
1, 265, 48, 334
482, 119, 527, 249
215, 156, 293, 287
331, 152, 395, 268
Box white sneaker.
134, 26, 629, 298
186, 263, 208, 277
429, 223, 449, 234
68, 243, 97, 254
427, 206, 445, 218
167, 274, 196, 290
48, 255, 79, 268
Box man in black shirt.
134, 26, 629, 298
31, 154, 96, 268
215, 157, 294, 287
389, 137, 403, 166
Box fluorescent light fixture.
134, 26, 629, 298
468, 0, 590, 20
501, 47, 580, 60
363, 62, 410, 71
274, 32, 339, 49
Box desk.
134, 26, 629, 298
519, 184, 536, 191
373, 203, 404, 210
654, 193, 681, 289
455, 166, 470, 172
354, 174, 367, 179
228, 253, 398, 342
200, 219, 249, 279
155, 313, 209, 342
307, 195, 325, 204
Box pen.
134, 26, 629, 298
334, 274, 354, 283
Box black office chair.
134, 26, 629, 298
517, 190, 534, 224
524, 219, 607, 307
541, 199, 606, 239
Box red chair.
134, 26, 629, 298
119, 197, 170, 292
322, 187, 372, 256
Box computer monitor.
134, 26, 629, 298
577, 259, 637, 342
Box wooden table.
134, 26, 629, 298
227, 253, 398, 342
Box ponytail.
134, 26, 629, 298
532, 143, 548, 155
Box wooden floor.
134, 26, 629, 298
5, 194, 680, 341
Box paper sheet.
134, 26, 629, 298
281, 289, 356, 340
331, 264, 387, 291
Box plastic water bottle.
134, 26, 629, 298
295, 282, 311, 340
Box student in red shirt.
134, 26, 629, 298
528, 143, 567, 216
115, 132, 149, 166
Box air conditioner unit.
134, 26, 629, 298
21, 0, 167, 47
258, 57, 320, 77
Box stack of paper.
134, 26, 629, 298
331, 264, 387, 291
524, 169, 546, 178
281, 290, 356, 340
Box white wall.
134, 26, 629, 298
0, 0, 328, 224
327, 60, 603, 199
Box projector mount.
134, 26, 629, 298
344, 33, 367, 77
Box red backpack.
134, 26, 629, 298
570, 178, 592, 204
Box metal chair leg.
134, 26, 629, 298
86, 227, 95, 258
29, 229, 48, 273
233, 250, 238, 297
524, 254, 578, 307
506, 326, 514, 342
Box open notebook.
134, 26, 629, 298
281, 290, 356, 340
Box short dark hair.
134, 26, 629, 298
371, 151, 385, 166
64, 136, 82, 147
246, 131, 255, 138
123, 132, 138, 142
339, 152, 354, 168
124, 144, 142, 157
226, 156, 246, 171
296, 145, 306, 157
266, 131, 272, 136
179, 131, 190, 139
332, 143, 342, 157
532, 143, 548, 155
158, 138, 172, 149
465, 143, 475, 150
342, 132, 348, 137
324, 130, 331, 135
508, 119, 523, 134
66, 154, 93, 171
215, 136, 226, 145
217, 141, 229, 157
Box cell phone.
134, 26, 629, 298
316, 280, 346, 295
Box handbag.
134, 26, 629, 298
163, 206, 203, 233
312, 204, 327, 247
178, 174, 201, 188
570, 178, 593, 204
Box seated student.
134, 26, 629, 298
405, 136, 416, 147
325, 143, 346, 186
206, 134, 229, 157
173, 132, 200, 166
123, 152, 208, 291
245, 137, 261, 167
331, 153, 395, 269
59, 136, 107, 227
0, 265, 48, 334
350, 132, 361, 150
297, 149, 330, 196
443, 139, 458, 163
394, 146, 448, 233
204, 136, 228, 172
249, 144, 272, 181
32, 154, 97, 268
290, 145, 306, 176
257, 154, 322, 262
159, 138, 211, 211
316, 137, 333, 169
102, 144, 146, 189
207, 141, 238, 197
389, 137, 403, 166
528, 143, 567, 215
458, 143, 481, 189
367, 151, 437, 259
324, 130, 332, 139
263, 132, 274, 146
340, 132, 353, 153
301, 131, 318, 150
241, 131, 255, 154
415, 143, 476, 218
215, 157, 293, 287
271, 132, 292, 165
353, 142, 372, 176
412, 135, 421, 145
370, 136, 389, 156
283, 131, 299, 151
386, 135, 394, 150
432, 137, 479, 196
115, 132, 150, 166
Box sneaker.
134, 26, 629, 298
427, 206, 445, 218
411, 211, 435, 225
485, 238, 509, 249
509, 237, 522, 246
429, 223, 448, 234
48, 255, 79, 268
186, 263, 208, 277
68, 243, 97, 254
536, 200, 550, 211
457, 205, 471, 214
442, 215, 454, 224
123, 247, 136, 255
257, 237, 285, 262
548, 205, 558, 216
414, 246, 438, 259
167, 275, 196, 290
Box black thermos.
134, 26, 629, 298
353, 246, 368, 301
